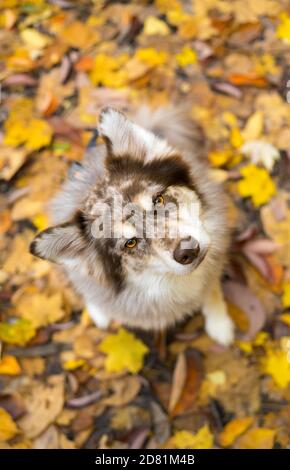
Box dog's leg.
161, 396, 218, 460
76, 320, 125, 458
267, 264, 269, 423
86, 302, 110, 329
202, 280, 234, 346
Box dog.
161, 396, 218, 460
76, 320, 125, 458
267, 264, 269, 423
30, 105, 235, 346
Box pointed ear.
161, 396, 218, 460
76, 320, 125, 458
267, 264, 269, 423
30, 221, 86, 265
99, 106, 171, 160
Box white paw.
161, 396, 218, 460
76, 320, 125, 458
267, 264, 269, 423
205, 313, 235, 346
86, 303, 110, 330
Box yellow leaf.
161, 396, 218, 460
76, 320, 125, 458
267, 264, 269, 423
0, 319, 36, 346
175, 46, 197, 67
3, 232, 34, 275
16, 291, 64, 328
0, 356, 21, 375
173, 425, 213, 449
242, 111, 264, 141
143, 16, 170, 36
25, 119, 53, 151
237, 331, 269, 354
32, 213, 49, 231
0, 408, 19, 441
20, 28, 50, 49
281, 314, 290, 326
60, 21, 99, 49
237, 164, 276, 207
238, 428, 276, 449
90, 54, 128, 88
135, 48, 168, 67
4, 115, 53, 151
209, 149, 233, 168
219, 417, 254, 447
99, 328, 148, 373
63, 359, 85, 371
222, 111, 238, 128
166, 9, 190, 26
230, 127, 244, 149
261, 347, 290, 388
282, 282, 290, 308
276, 13, 290, 45
254, 54, 280, 76
155, 0, 182, 14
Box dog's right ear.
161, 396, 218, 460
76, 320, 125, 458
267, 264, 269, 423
99, 106, 172, 161
30, 221, 85, 265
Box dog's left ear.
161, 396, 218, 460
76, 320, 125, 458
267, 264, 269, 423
99, 107, 170, 161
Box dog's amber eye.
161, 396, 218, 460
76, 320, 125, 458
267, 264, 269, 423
153, 194, 164, 206
125, 237, 137, 249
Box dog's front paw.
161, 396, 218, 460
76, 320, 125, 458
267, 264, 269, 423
86, 302, 110, 330
205, 312, 235, 346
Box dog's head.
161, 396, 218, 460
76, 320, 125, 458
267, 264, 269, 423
30, 107, 211, 291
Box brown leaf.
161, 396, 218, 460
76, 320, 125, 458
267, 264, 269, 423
168, 352, 187, 412
223, 281, 266, 340
18, 376, 64, 438
171, 350, 203, 417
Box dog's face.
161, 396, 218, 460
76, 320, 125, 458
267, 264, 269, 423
30, 108, 210, 291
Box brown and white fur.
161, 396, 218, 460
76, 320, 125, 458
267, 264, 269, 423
30, 106, 234, 346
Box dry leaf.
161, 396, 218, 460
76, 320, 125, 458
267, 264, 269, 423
173, 425, 213, 449
0, 356, 21, 376
99, 328, 148, 374
0, 408, 19, 441
219, 417, 254, 447
18, 376, 64, 439
168, 352, 187, 412
237, 428, 276, 449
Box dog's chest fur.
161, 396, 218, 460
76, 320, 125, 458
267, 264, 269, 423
67, 257, 210, 330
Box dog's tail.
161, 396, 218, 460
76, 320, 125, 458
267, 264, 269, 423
131, 104, 205, 156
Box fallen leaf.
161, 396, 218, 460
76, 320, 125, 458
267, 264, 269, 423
223, 281, 266, 340
20, 28, 50, 50
175, 46, 197, 67
241, 141, 280, 171
143, 16, 170, 36
99, 328, 148, 373
18, 376, 64, 439
173, 425, 213, 449
237, 428, 276, 449
0, 408, 19, 441
276, 12, 290, 45
261, 347, 290, 389
0, 356, 21, 376
227, 73, 267, 87
171, 350, 203, 416
219, 417, 254, 447
280, 314, 290, 327
89, 53, 128, 88
15, 291, 65, 328
102, 376, 141, 407
242, 111, 264, 141
60, 21, 100, 49
282, 282, 290, 308
168, 352, 187, 412
237, 164, 276, 207
0, 146, 28, 181
0, 319, 36, 346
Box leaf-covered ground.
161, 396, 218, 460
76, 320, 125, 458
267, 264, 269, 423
1, 0, 290, 450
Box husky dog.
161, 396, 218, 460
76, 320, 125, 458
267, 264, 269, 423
30, 106, 234, 345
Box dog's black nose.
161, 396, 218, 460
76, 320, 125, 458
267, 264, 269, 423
173, 237, 200, 265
